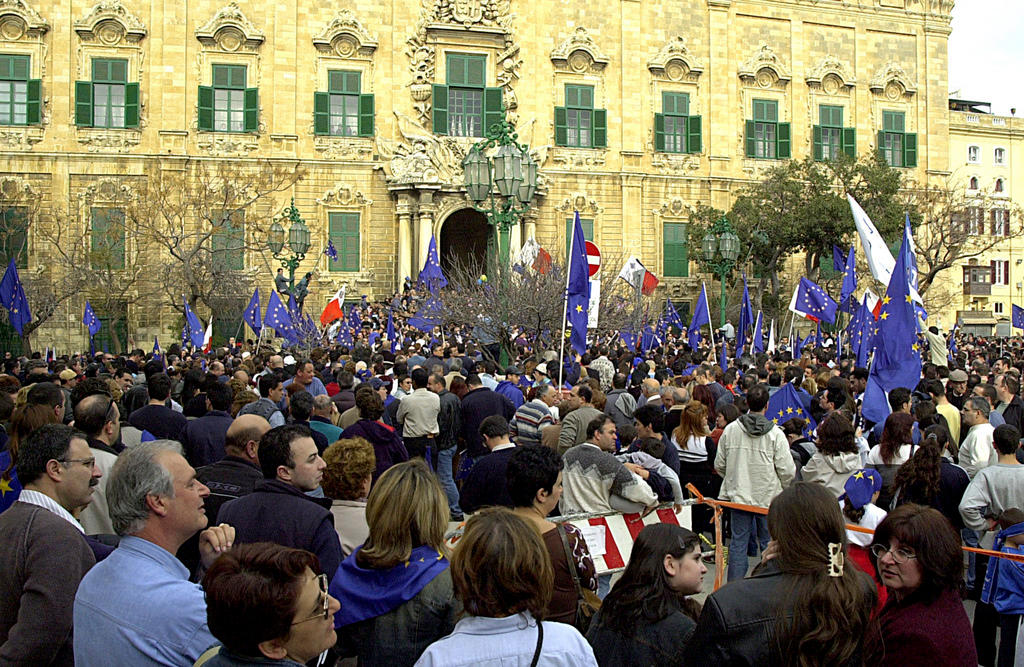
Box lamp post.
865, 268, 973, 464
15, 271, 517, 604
268, 197, 311, 302
462, 118, 538, 267
701, 215, 740, 328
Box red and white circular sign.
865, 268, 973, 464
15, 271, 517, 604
585, 241, 601, 277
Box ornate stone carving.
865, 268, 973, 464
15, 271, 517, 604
195, 132, 260, 156
0, 176, 36, 198
550, 27, 609, 74
317, 183, 373, 207
869, 61, 917, 99
651, 153, 700, 174
0, 0, 48, 39
555, 193, 602, 216
0, 127, 44, 149
195, 2, 264, 52
805, 55, 855, 92
550, 148, 606, 169
313, 10, 377, 59
654, 197, 689, 219
75, 128, 142, 153
375, 111, 467, 185
405, 0, 519, 127
312, 137, 374, 161
648, 36, 703, 82
78, 177, 139, 204
74, 0, 146, 44
738, 44, 790, 88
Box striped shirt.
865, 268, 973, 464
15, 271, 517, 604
18, 489, 84, 533
510, 399, 555, 447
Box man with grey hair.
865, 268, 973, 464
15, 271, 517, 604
73, 440, 235, 666
663, 386, 690, 435
510, 383, 557, 448
310, 393, 343, 443
0, 424, 98, 664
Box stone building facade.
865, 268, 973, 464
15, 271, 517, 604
0, 0, 955, 351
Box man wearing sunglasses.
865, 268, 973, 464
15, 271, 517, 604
199, 542, 340, 665
0, 424, 99, 665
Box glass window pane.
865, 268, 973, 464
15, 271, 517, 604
0, 86, 9, 103
214, 110, 228, 132
214, 89, 228, 107
12, 82, 25, 102
229, 110, 243, 132
110, 84, 125, 106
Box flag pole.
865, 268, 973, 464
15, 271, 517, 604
557, 213, 576, 391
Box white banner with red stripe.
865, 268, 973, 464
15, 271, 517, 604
444, 501, 694, 575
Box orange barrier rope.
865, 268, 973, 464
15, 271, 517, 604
683, 484, 1024, 590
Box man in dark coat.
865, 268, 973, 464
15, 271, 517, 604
460, 374, 516, 462
180, 382, 234, 467
217, 424, 342, 580
458, 416, 516, 513
128, 373, 187, 442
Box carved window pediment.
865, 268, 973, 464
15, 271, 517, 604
195, 2, 264, 52
74, 0, 146, 45
0, 0, 47, 40
648, 36, 703, 82
550, 27, 609, 74
555, 192, 602, 216
805, 55, 855, 93
869, 61, 917, 100
738, 44, 790, 89
313, 10, 377, 59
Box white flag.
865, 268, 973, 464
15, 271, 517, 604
516, 237, 540, 267
768, 319, 776, 354
617, 256, 647, 290
848, 194, 897, 285
587, 280, 600, 328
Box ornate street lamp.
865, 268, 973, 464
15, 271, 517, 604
269, 198, 311, 303
463, 118, 539, 266
701, 215, 741, 328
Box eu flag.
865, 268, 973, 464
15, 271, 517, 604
82, 301, 101, 337
243, 288, 262, 337
1013, 305, 1024, 331
663, 299, 685, 332
840, 246, 857, 314
847, 295, 877, 369
418, 235, 448, 293
183, 297, 205, 348
719, 340, 728, 373
409, 295, 442, 332
348, 305, 362, 331
688, 282, 712, 349
263, 290, 296, 341
767, 383, 816, 439
832, 245, 846, 274
752, 311, 765, 354
324, 239, 338, 262
386, 307, 399, 353
566, 211, 590, 355
619, 329, 638, 352
795, 277, 838, 324
862, 222, 922, 425
736, 274, 753, 357
0, 258, 31, 335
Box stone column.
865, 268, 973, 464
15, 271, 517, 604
395, 192, 413, 287
417, 189, 437, 271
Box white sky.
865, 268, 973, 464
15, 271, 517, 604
948, 1, 1024, 115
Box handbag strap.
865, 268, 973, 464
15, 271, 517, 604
530, 620, 544, 667
556, 523, 584, 598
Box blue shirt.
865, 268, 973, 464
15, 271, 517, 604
283, 376, 327, 397
74, 536, 217, 666
413, 612, 597, 667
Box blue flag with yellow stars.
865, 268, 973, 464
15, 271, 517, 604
82, 301, 101, 337
386, 307, 398, 353
1013, 304, 1024, 331
862, 223, 922, 425
840, 246, 857, 315
847, 295, 877, 369
263, 290, 296, 341
795, 277, 838, 324
183, 297, 205, 349
418, 235, 448, 293
688, 282, 712, 349
736, 274, 754, 357
566, 211, 590, 355
767, 382, 817, 439
243, 288, 261, 337
0, 258, 31, 335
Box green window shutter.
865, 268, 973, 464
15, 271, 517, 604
25, 79, 41, 124
554, 106, 567, 146
565, 218, 594, 259
877, 130, 886, 160
91, 208, 125, 270
842, 127, 856, 158
686, 115, 702, 154
329, 212, 360, 272
745, 120, 756, 157
663, 222, 689, 277
776, 122, 791, 159
812, 125, 823, 161
313, 91, 330, 135
243, 87, 258, 132
565, 85, 579, 108
903, 132, 917, 168
483, 87, 503, 133
198, 85, 214, 131
432, 84, 448, 135
592, 109, 607, 148
0, 206, 28, 269
75, 81, 93, 127
654, 113, 665, 152
124, 82, 139, 128
358, 93, 374, 137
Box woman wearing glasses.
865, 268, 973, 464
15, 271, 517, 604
199, 542, 341, 666
867, 503, 976, 665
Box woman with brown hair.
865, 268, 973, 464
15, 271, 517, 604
329, 460, 459, 667
672, 400, 719, 537
867, 412, 917, 509
322, 437, 376, 557
414, 507, 597, 666
686, 482, 877, 665
802, 412, 862, 498
867, 504, 975, 664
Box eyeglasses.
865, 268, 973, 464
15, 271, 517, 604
870, 544, 917, 564
291, 574, 330, 625
57, 457, 96, 469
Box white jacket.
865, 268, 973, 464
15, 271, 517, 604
714, 414, 795, 507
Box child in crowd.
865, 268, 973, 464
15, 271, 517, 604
841, 469, 888, 608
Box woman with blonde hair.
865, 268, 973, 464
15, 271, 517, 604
415, 507, 597, 666
672, 400, 719, 537
322, 436, 376, 557
330, 459, 459, 667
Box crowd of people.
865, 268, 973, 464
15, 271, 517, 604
1, 293, 1023, 666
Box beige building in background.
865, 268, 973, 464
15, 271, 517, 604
0, 0, 956, 352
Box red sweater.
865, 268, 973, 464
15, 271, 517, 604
872, 587, 976, 666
